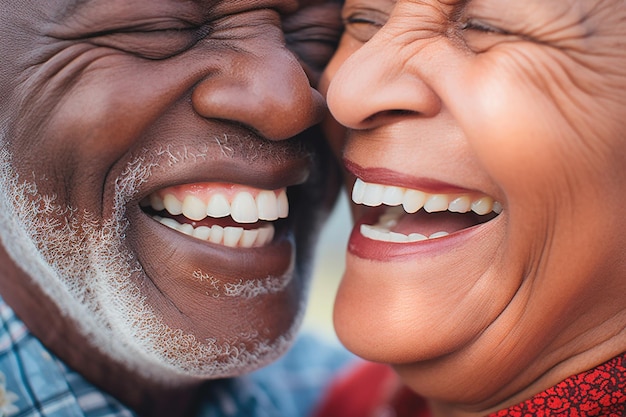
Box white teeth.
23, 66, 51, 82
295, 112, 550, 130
361, 183, 385, 207
352, 178, 367, 204
402, 189, 426, 213
277, 189, 289, 218
151, 187, 288, 224
154, 215, 275, 248
423, 194, 449, 213
256, 190, 279, 221
148, 185, 285, 246
163, 194, 183, 216
353, 179, 502, 243
158, 217, 180, 230
360, 224, 449, 243
231, 192, 258, 223
352, 179, 501, 216
360, 225, 387, 241
182, 195, 207, 221
389, 231, 409, 243
193, 226, 212, 240
257, 226, 274, 247
408, 233, 428, 242
209, 225, 224, 244
206, 194, 230, 218
223, 227, 244, 247
471, 196, 494, 215
240, 229, 259, 247
448, 196, 471, 213
178, 223, 195, 236
381, 185, 405, 206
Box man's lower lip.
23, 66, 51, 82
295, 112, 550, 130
347, 212, 499, 261
129, 206, 295, 282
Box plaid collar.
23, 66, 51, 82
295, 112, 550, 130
0, 299, 135, 417
0, 296, 352, 417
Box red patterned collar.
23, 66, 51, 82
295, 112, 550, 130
488, 352, 626, 417
313, 352, 626, 417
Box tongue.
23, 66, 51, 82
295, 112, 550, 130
391, 211, 488, 237
169, 214, 270, 230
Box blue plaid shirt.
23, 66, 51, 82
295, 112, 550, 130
0, 298, 353, 417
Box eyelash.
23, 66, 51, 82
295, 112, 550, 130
461, 19, 508, 35
344, 14, 508, 39
342, 8, 387, 43
345, 16, 381, 26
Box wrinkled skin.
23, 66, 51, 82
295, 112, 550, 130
321, 0, 626, 415
0, 0, 342, 415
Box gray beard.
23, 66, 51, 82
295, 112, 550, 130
0, 141, 299, 384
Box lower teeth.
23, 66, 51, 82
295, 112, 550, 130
153, 215, 274, 248
360, 224, 449, 243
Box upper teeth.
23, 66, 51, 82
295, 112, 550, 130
147, 187, 289, 223
352, 178, 502, 215
142, 185, 289, 248
353, 178, 501, 243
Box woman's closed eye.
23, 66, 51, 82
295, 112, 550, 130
343, 8, 387, 43
461, 18, 510, 35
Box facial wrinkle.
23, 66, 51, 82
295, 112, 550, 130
0, 133, 299, 383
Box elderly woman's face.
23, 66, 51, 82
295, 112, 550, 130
0, 0, 341, 383
322, 0, 626, 408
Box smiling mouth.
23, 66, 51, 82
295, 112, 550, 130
140, 182, 289, 248
352, 178, 502, 242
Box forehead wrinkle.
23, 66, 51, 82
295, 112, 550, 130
59, 0, 89, 18
393, 0, 452, 36
584, 0, 626, 31
59, 0, 212, 19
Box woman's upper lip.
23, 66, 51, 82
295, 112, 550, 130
344, 158, 478, 195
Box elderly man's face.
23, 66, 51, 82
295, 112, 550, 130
0, 0, 341, 383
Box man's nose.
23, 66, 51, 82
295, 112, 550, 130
191, 47, 325, 141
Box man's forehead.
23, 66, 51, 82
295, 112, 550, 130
299, 0, 343, 6
60, 0, 342, 15
63, 0, 341, 8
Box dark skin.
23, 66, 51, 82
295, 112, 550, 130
0, 0, 342, 415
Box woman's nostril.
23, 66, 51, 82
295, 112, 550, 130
364, 109, 418, 125
388, 109, 414, 117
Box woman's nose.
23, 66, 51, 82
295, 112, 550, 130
326, 35, 441, 130
191, 48, 325, 141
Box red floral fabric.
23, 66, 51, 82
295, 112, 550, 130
489, 353, 626, 417
313, 352, 626, 417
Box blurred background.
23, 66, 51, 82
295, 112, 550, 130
302, 193, 352, 343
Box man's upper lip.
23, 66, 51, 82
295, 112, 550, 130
344, 159, 475, 195
131, 148, 312, 204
